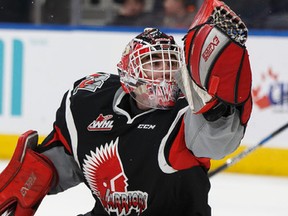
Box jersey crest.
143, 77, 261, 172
83, 138, 148, 215
87, 114, 114, 131
73, 73, 110, 94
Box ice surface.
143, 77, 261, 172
209, 173, 288, 216
1, 160, 288, 216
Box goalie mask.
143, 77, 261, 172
117, 28, 183, 110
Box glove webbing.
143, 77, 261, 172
209, 5, 248, 46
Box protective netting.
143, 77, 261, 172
210, 5, 248, 46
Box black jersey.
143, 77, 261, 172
38, 72, 243, 215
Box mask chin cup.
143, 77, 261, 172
129, 80, 179, 110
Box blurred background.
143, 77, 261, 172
0, 0, 287, 30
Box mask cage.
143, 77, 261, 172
128, 43, 183, 84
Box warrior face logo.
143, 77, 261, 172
83, 138, 148, 215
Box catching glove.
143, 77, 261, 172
177, 0, 252, 125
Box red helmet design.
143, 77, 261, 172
117, 28, 183, 110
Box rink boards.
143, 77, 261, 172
0, 25, 287, 176
1, 134, 288, 176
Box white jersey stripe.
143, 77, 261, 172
158, 106, 189, 173
65, 88, 81, 168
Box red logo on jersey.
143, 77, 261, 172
202, 35, 220, 62
87, 114, 114, 131
83, 138, 148, 215
73, 73, 110, 94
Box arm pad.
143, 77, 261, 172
0, 130, 58, 216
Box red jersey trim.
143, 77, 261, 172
169, 119, 210, 170
43, 126, 72, 155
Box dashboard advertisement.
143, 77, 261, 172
0, 27, 287, 150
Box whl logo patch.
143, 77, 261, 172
87, 114, 114, 131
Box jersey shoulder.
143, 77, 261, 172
72, 72, 120, 96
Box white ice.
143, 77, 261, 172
1, 160, 288, 216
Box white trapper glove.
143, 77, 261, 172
175, 64, 217, 114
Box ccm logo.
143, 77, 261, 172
138, 124, 156, 129
202, 35, 220, 62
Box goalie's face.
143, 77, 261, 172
132, 51, 181, 110
118, 28, 183, 110
141, 53, 180, 80
121, 45, 182, 110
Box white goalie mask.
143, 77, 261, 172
117, 28, 183, 110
